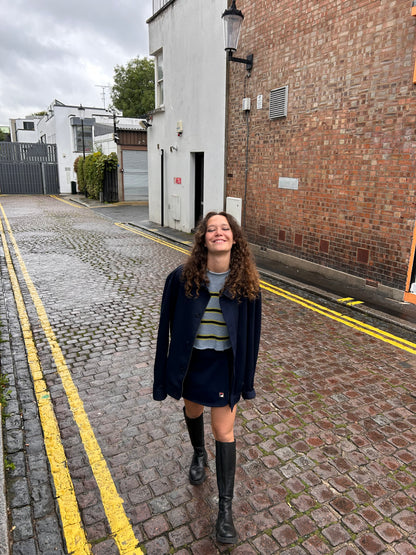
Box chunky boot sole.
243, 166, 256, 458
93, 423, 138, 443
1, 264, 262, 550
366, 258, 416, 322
216, 527, 238, 544
190, 476, 206, 485
216, 533, 238, 545
189, 470, 206, 485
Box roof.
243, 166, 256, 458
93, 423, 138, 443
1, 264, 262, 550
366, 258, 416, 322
117, 121, 146, 131
94, 123, 114, 137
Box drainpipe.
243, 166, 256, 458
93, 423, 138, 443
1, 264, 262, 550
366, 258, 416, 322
242, 72, 251, 229
223, 54, 230, 212
160, 148, 164, 227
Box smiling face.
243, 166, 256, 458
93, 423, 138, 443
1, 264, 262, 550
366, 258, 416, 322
204, 214, 235, 256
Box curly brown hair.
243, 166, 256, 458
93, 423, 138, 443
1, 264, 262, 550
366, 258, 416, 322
182, 211, 260, 300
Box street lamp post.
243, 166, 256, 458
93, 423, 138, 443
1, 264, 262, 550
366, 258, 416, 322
78, 104, 86, 159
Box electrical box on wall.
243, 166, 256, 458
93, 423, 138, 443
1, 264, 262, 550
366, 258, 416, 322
242, 98, 251, 111
169, 194, 181, 221
226, 197, 242, 225
176, 120, 183, 136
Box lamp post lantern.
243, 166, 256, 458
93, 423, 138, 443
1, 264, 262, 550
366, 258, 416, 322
222, 0, 253, 71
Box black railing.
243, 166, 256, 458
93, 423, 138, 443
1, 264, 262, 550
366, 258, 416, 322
102, 169, 118, 203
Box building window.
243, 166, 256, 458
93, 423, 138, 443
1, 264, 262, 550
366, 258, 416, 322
156, 51, 164, 108
23, 121, 35, 130
73, 125, 93, 153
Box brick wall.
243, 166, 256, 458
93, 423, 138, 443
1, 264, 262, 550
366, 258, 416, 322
225, 0, 416, 290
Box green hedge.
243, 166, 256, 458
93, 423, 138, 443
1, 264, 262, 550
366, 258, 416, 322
74, 152, 118, 200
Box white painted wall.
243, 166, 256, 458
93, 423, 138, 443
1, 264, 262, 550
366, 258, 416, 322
16, 128, 38, 143
94, 134, 116, 155
147, 0, 227, 232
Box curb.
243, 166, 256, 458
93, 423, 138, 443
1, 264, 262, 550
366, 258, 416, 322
0, 404, 10, 555
257, 267, 416, 336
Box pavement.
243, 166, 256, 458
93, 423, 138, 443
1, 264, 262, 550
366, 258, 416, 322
0, 405, 8, 555
0, 194, 415, 554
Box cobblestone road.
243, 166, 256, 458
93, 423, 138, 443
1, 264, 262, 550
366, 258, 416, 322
1, 195, 416, 554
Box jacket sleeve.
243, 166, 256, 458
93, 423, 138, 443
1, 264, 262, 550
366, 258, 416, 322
242, 292, 262, 400
153, 267, 181, 400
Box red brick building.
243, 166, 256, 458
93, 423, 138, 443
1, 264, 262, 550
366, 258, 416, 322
225, 0, 416, 304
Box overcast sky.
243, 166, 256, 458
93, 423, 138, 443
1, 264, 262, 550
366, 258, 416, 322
0, 0, 153, 126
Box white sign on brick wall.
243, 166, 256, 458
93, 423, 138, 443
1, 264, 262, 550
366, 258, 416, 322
278, 177, 299, 190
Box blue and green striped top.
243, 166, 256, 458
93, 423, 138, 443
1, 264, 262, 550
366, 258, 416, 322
194, 270, 231, 351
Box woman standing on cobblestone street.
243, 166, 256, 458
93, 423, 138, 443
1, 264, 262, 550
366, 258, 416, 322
153, 211, 261, 544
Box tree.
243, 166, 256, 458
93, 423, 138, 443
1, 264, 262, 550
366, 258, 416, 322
0, 128, 10, 141
111, 56, 155, 117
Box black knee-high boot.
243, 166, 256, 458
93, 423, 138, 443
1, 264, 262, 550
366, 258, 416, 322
215, 440, 238, 544
183, 407, 208, 485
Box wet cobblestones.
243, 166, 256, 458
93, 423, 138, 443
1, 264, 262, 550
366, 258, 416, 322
1, 195, 416, 554
0, 226, 65, 553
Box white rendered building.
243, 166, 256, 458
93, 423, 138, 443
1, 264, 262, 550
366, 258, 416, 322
147, 0, 227, 231
10, 116, 42, 143
37, 100, 113, 193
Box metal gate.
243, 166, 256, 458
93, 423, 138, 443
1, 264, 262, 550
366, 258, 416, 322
0, 142, 59, 194
122, 150, 148, 201
103, 168, 118, 203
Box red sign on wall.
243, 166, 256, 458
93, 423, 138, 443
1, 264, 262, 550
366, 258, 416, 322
174, 177, 182, 184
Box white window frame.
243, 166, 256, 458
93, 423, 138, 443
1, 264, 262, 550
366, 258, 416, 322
155, 50, 164, 108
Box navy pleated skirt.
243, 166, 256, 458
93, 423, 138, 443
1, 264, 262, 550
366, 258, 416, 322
182, 348, 233, 407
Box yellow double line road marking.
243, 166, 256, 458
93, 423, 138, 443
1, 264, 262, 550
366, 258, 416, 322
0, 217, 89, 552
115, 222, 191, 254
0, 205, 142, 554
260, 280, 416, 355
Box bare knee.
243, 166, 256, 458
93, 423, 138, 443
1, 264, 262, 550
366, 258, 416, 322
212, 427, 234, 442
211, 406, 236, 442
184, 399, 204, 419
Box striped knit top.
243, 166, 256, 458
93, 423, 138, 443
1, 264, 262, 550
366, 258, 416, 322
193, 270, 231, 351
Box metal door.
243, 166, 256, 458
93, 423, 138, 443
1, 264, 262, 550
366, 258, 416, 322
122, 150, 148, 201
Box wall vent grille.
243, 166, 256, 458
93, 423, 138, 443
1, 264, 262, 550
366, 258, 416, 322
269, 86, 288, 119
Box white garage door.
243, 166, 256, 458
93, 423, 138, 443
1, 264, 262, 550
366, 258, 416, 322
123, 150, 148, 201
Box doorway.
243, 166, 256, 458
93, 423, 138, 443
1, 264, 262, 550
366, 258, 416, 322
404, 219, 416, 304
193, 152, 204, 228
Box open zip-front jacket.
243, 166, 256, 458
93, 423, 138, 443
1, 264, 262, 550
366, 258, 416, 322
153, 265, 262, 409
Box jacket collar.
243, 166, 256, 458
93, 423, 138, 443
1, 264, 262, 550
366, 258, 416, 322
204, 283, 234, 300
196, 277, 234, 300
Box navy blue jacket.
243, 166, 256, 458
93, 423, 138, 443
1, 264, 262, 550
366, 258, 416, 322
153, 266, 262, 409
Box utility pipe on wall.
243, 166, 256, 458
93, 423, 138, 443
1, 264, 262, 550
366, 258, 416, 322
160, 148, 164, 227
